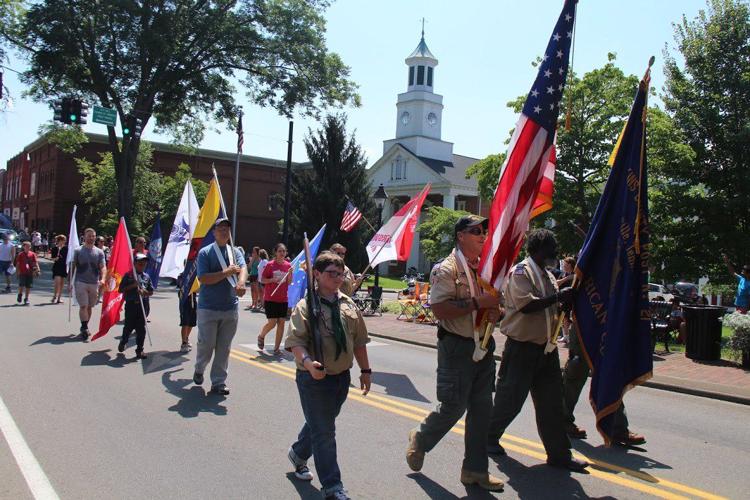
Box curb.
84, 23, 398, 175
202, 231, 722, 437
368, 331, 750, 406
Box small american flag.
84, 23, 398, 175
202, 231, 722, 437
237, 112, 244, 154
340, 201, 363, 232
479, 0, 576, 290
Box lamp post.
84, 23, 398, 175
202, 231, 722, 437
373, 183, 389, 290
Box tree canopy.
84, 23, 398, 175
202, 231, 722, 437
4, 0, 359, 222
661, 0, 750, 282
287, 114, 376, 272
418, 206, 470, 264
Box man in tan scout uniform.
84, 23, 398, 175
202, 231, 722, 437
285, 251, 371, 500
329, 243, 356, 296
405, 215, 504, 492
486, 228, 588, 471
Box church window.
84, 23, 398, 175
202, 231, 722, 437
427, 67, 433, 87
417, 66, 425, 85
456, 199, 467, 211
409, 66, 415, 86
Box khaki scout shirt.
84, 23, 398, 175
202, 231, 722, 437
285, 293, 370, 375
339, 265, 355, 297
430, 249, 480, 339
500, 257, 559, 345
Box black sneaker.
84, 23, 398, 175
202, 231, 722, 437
80, 330, 89, 341
16, 293, 22, 303
209, 385, 230, 395
193, 372, 204, 385
135, 351, 147, 360
118, 340, 126, 353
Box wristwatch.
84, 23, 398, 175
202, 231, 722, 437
360, 368, 372, 374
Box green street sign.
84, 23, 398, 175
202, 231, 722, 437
92, 105, 117, 127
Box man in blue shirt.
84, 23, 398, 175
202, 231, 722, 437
193, 218, 247, 395
724, 254, 750, 314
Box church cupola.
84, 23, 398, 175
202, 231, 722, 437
405, 29, 438, 92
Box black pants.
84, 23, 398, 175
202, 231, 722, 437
488, 337, 571, 462
415, 329, 496, 473
122, 302, 147, 352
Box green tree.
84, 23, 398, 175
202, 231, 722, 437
662, 0, 750, 282
417, 206, 469, 263
77, 142, 163, 236
288, 114, 376, 272
5, 0, 359, 224
465, 153, 505, 202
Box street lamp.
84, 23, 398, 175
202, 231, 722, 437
373, 183, 389, 290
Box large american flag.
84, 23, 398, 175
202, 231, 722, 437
479, 0, 576, 290
237, 111, 244, 154
340, 201, 363, 232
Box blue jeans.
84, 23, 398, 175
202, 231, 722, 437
291, 370, 350, 496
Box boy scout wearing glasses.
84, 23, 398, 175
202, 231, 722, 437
329, 243, 355, 297
405, 215, 504, 491
285, 251, 371, 500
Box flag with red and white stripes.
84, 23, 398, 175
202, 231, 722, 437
479, 0, 576, 290
340, 201, 363, 232
237, 112, 244, 154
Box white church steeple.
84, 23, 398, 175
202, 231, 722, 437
384, 26, 453, 163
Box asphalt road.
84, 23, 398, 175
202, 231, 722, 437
0, 263, 748, 499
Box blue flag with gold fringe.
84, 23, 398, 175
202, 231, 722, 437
572, 64, 654, 445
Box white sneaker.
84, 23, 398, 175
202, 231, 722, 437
288, 447, 314, 481
180, 342, 192, 353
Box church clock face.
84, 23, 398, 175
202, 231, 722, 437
426, 112, 437, 127
400, 111, 411, 125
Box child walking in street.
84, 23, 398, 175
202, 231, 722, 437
118, 253, 153, 359
14, 241, 40, 305
285, 251, 372, 500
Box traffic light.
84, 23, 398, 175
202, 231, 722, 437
53, 97, 73, 124
123, 115, 142, 139
70, 99, 89, 125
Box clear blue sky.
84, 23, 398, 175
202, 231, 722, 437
0, 0, 708, 167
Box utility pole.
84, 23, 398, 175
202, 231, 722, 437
282, 120, 294, 246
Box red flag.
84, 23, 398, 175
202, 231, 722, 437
366, 184, 430, 267
479, 0, 576, 290
92, 218, 133, 341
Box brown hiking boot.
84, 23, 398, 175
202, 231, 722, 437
613, 431, 646, 446
565, 423, 588, 439
460, 469, 504, 491
406, 430, 424, 472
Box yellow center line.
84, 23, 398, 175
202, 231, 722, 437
229, 349, 725, 500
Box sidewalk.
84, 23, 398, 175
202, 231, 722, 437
364, 314, 750, 406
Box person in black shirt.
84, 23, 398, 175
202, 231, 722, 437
50, 235, 68, 304
118, 254, 153, 359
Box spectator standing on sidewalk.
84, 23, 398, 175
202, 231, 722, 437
193, 218, 247, 395
256, 249, 269, 310
50, 234, 68, 303
284, 251, 372, 500
247, 246, 261, 310
0, 233, 15, 293
71, 228, 106, 340
405, 215, 504, 492
723, 254, 750, 314
258, 243, 292, 355
14, 240, 40, 305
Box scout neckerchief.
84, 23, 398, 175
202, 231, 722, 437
526, 257, 556, 353
454, 247, 482, 350
319, 295, 348, 360
212, 242, 237, 287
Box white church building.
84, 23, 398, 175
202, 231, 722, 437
367, 33, 487, 275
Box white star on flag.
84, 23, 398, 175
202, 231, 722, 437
531, 89, 539, 98
547, 86, 554, 94
557, 50, 563, 58
553, 33, 561, 41
534, 105, 541, 114
542, 53, 549, 61
544, 69, 552, 78
567, 31, 573, 38
565, 13, 572, 21
559, 67, 565, 75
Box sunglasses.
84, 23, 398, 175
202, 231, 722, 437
463, 227, 488, 236
322, 270, 345, 279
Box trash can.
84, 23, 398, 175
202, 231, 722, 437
683, 305, 725, 361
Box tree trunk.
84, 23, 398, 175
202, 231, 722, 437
110, 133, 138, 226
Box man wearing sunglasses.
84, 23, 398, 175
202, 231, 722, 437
723, 254, 750, 314
406, 214, 504, 491
329, 243, 356, 297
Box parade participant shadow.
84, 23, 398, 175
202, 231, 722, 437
256, 349, 295, 363
32, 302, 60, 307
492, 455, 596, 499
284, 472, 320, 499
371, 372, 430, 403
572, 439, 671, 479
140, 351, 189, 375
0, 304, 22, 308
406, 473, 460, 499
162, 369, 228, 418
30, 334, 81, 346
80, 349, 133, 368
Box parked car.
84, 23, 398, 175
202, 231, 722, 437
669, 282, 700, 304
648, 283, 674, 302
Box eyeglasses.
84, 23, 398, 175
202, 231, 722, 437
463, 227, 488, 236
322, 270, 345, 279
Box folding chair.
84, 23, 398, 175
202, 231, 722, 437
359, 286, 383, 316
397, 282, 421, 321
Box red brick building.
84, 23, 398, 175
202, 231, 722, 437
2, 133, 303, 251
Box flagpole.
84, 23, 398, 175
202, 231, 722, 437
232, 109, 242, 242
211, 164, 238, 286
